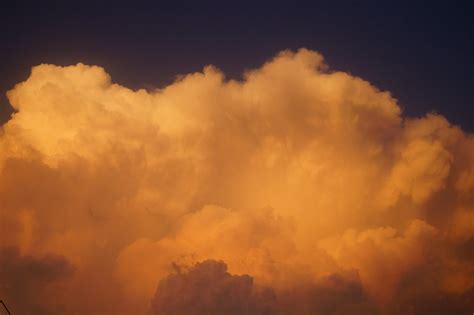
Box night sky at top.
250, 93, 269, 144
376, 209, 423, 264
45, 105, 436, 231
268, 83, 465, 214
1, 1, 472, 130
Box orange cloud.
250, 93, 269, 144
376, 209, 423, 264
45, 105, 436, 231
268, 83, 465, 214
0, 49, 473, 314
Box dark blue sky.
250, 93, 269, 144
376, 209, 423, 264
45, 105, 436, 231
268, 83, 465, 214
1, 1, 472, 130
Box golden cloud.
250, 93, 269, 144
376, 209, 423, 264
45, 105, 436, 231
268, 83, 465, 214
0, 49, 473, 314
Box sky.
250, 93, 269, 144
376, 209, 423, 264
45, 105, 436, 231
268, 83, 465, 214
1, 2, 472, 130
0, 2, 473, 315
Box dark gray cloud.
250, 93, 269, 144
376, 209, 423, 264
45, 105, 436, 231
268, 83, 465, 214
149, 259, 474, 315
149, 260, 276, 315
149, 260, 379, 315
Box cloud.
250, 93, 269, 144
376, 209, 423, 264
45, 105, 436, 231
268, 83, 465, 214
277, 271, 378, 315
0, 247, 74, 314
149, 259, 380, 315
388, 264, 474, 315
149, 260, 276, 315
324, 221, 439, 305
0, 48, 473, 313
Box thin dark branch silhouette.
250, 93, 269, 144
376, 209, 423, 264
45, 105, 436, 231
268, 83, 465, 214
0, 300, 11, 315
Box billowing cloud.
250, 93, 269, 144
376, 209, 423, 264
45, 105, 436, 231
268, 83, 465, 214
149, 259, 378, 315
0, 49, 473, 314
149, 260, 276, 315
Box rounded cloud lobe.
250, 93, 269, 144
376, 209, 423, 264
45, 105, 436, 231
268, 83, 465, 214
0, 49, 473, 314
149, 260, 276, 315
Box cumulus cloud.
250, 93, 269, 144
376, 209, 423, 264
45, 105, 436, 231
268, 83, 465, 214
149, 259, 379, 315
149, 260, 276, 315
0, 49, 473, 314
